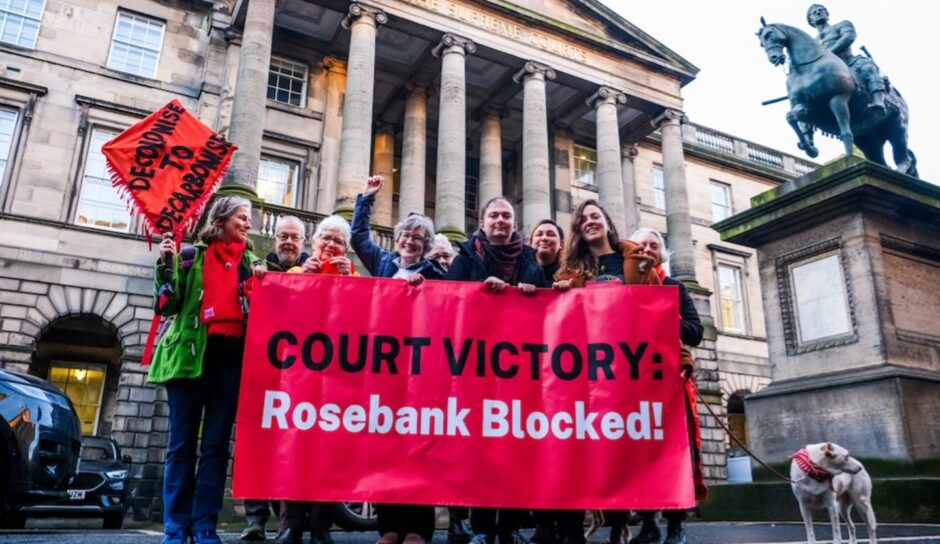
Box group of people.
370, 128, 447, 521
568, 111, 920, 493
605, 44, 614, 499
148, 175, 703, 544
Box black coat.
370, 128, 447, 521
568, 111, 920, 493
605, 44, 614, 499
445, 240, 547, 286
664, 275, 704, 347
265, 251, 309, 272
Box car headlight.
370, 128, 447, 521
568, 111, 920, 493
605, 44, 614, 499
105, 470, 128, 480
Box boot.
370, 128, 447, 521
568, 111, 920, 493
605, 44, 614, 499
627, 523, 661, 544
662, 528, 686, 544
870, 90, 886, 114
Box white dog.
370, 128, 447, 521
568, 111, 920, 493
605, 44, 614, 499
790, 442, 877, 544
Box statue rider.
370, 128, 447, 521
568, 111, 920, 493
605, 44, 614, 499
807, 4, 886, 114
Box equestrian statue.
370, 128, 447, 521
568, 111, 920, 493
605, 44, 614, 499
757, 4, 917, 177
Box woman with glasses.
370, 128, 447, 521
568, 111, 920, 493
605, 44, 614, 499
273, 216, 356, 544
351, 175, 445, 284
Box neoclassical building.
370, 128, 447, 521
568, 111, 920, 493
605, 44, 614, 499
0, 0, 814, 515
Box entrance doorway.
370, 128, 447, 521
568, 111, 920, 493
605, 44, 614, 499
31, 315, 122, 436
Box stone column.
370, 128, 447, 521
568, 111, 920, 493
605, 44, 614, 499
656, 109, 696, 282
398, 84, 428, 218
221, 0, 276, 198
587, 86, 628, 234
433, 33, 476, 240
478, 107, 503, 212
335, 3, 387, 215
514, 61, 556, 235
315, 57, 347, 214
371, 125, 395, 226
621, 144, 640, 235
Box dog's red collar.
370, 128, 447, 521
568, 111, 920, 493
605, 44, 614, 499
790, 448, 832, 482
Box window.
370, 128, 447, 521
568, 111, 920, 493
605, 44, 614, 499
790, 253, 852, 343
0, 0, 44, 48
258, 155, 300, 207
107, 11, 165, 78
573, 144, 596, 186
717, 263, 746, 333
652, 166, 665, 210
75, 128, 131, 232
0, 108, 18, 188
49, 363, 106, 436
711, 181, 733, 221
465, 175, 478, 214
268, 57, 308, 107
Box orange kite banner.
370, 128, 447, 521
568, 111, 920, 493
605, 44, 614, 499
102, 99, 237, 239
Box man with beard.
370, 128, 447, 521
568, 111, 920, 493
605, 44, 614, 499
265, 215, 310, 272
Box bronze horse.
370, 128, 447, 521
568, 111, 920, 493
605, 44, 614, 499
757, 19, 917, 177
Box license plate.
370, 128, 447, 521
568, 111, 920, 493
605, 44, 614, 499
68, 489, 86, 500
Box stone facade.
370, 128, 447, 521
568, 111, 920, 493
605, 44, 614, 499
0, 0, 818, 516
716, 157, 940, 462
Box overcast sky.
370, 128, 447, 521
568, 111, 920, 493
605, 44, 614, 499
607, 0, 938, 183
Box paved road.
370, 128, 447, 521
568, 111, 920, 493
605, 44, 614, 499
3, 524, 940, 544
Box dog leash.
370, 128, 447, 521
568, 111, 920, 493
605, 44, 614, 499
690, 381, 793, 484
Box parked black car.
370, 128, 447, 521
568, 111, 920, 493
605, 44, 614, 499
0, 369, 82, 528
23, 436, 129, 528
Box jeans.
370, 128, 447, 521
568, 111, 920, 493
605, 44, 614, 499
163, 336, 244, 535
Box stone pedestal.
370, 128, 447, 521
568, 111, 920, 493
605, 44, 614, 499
715, 156, 940, 462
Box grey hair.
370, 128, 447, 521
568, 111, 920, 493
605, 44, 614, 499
429, 233, 456, 256
628, 227, 670, 265
394, 214, 436, 256
313, 215, 351, 244
275, 215, 306, 237
198, 195, 253, 247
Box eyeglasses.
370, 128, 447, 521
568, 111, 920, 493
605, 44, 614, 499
318, 235, 347, 247
399, 232, 426, 244
275, 234, 303, 242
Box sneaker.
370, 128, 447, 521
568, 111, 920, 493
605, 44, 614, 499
194, 529, 223, 544
162, 531, 189, 544
627, 525, 661, 544
662, 529, 686, 544
240, 523, 267, 541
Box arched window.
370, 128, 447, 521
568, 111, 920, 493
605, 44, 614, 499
727, 390, 749, 448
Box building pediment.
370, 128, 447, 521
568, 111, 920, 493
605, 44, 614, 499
475, 0, 698, 85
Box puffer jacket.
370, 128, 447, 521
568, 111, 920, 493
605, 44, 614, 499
351, 194, 445, 279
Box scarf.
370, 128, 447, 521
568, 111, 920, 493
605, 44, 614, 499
202, 241, 246, 337
790, 448, 833, 483
471, 230, 523, 283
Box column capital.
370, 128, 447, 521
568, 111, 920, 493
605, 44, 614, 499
376, 123, 396, 135
405, 81, 435, 99
320, 56, 347, 74
513, 61, 556, 84
586, 86, 627, 108
432, 33, 476, 57
622, 143, 639, 160
342, 2, 387, 30
651, 108, 687, 128
473, 103, 509, 121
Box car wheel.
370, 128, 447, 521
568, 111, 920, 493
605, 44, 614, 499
333, 502, 377, 531
103, 510, 125, 529
0, 509, 26, 529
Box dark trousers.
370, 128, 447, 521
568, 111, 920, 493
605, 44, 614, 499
163, 336, 244, 534
470, 508, 524, 541
637, 510, 685, 530
245, 500, 275, 526
376, 504, 436, 541
280, 501, 335, 532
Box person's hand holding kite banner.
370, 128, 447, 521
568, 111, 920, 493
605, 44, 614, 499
103, 99, 238, 365
102, 99, 237, 244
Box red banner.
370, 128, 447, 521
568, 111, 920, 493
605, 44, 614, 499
233, 274, 693, 510
101, 99, 237, 238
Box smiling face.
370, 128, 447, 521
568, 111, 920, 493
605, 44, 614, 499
396, 227, 427, 263
579, 204, 609, 245
531, 223, 562, 264
220, 206, 252, 244
313, 228, 348, 261
275, 222, 305, 266
633, 230, 663, 267
481, 199, 515, 245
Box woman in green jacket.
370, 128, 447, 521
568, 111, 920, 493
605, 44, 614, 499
149, 196, 265, 544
